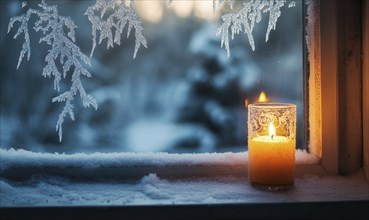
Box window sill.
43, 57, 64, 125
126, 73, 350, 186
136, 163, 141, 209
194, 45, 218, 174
1, 172, 368, 220
1, 149, 368, 219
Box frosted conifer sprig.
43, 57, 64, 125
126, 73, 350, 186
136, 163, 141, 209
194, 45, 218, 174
85, 0, 148, 59
8, 0, 98, 142
216, 0, 294, 57
7, 7, 34, 69
213, 0, 234, 12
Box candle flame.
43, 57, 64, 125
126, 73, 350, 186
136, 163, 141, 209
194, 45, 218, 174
269, 123, 276, 139
244, 99, 249, 108
258, 91, 268, 103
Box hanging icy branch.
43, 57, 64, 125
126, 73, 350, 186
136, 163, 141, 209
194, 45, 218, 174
216, 0, 294, 57
264, 0, 285, 42
213, 0, 234, 12
85, 0, 148, 59
8, 1, 97, 142
7, 8, 35, 69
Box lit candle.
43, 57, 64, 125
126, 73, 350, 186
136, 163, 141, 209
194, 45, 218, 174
248, 103, 296, 190
258, 91, 268, 103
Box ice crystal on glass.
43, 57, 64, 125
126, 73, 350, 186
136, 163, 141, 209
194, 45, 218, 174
85, 0, 148, 59
8, 1, 97, 142
216, 0, 294, 57
213, 0, 234, 11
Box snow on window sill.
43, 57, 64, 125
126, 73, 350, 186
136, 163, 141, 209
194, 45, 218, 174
0, 148, 368, 209
0, 148, 319, 180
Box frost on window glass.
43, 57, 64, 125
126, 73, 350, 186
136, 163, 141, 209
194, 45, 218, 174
0, 0, 303, 153
7, 1, 98, 142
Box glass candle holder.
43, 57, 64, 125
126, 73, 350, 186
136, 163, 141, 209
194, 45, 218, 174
248, 103, 296, 191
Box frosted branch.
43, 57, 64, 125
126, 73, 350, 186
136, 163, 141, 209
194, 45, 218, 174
7, 9, 37, 69
8, 0, 97, 142
85, 0, 148, 59
216, 0, 294, 57
213, 0, 234, 12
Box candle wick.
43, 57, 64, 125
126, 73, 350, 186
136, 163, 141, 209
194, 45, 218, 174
271, 135, 274, 140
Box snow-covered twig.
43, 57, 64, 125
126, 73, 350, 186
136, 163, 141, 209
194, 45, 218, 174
8, 1, 97, 142
216, 0, 294, 57
85, 0, 148, 59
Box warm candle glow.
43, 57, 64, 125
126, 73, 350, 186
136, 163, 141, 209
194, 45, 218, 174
244, 99, 249, 108
269, 123, 276, 139
258, 91, 268, 103
248, 103, 296, 190
248, 136, 295, 188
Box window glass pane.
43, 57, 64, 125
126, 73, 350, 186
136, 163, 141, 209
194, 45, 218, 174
0, 0, 303, 153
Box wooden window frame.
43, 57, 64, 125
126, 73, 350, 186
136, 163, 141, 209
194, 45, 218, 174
362, 0, 369, 181
308, 0, 368, 178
